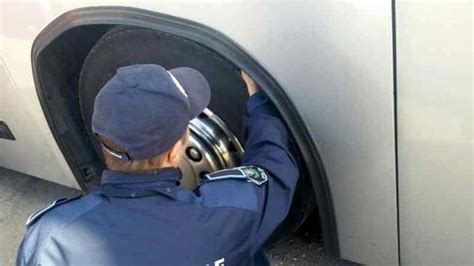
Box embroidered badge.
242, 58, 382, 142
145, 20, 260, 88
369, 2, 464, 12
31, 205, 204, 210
238, 166, 268, 186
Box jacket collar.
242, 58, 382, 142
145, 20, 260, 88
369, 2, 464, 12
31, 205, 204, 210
100, 167, 181, 186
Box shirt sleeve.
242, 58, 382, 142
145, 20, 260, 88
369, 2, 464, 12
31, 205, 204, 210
196, 91, 299, 254
241, 91, 299, 252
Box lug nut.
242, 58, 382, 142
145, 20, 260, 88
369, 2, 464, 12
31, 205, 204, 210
186, 147, 202, 162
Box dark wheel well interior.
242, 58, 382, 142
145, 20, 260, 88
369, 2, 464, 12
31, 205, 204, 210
31, 6, 339, 257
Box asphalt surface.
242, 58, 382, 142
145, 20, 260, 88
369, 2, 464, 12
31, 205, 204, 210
0, 167, 339, 265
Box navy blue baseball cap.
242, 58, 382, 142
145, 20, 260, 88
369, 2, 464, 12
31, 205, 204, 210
91, 64, 210, 160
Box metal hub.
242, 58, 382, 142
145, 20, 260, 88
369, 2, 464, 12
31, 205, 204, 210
179, 109, 243, 189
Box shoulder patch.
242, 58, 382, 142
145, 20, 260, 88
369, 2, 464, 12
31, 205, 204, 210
238, 166, 268, 185
205, 166, 268, 186
26, 195, 82, 226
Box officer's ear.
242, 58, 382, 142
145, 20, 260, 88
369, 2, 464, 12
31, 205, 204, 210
165, 142, 181, 165
165, 141, 184, 166
164, 128, 190, 166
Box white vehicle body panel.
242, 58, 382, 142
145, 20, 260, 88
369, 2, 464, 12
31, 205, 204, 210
397, 1, 473, 264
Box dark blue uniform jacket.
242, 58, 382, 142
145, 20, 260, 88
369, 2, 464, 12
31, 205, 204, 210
17, 91, 299, 266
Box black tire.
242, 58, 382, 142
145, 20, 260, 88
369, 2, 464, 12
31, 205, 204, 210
79, 26, 248, 150
78, 26, 314, 244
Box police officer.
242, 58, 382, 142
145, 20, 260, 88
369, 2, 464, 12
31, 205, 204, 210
16, 64, 299, 265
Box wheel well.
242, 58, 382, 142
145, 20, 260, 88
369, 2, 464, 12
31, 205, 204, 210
32, 6, 339, 257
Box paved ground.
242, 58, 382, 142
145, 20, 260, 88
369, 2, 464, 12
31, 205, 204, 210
0, 167, 340, 265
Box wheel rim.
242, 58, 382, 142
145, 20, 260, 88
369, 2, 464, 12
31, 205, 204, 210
179, 108, 243, 189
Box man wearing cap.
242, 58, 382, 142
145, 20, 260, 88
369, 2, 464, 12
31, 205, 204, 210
17, 64, 299, 265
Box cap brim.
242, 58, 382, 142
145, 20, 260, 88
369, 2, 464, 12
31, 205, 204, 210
169, 67, 211, 118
